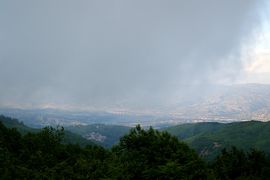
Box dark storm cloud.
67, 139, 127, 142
0, 0, 266, 110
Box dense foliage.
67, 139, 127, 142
0, 115, 94, 147
211, 147, 270, 179
166, 121, 270, 160
0, 120, 109, 179
111, 126, 208, 179
1, 116, 270, 179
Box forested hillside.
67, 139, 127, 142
0, 115, 94, 147
1, 115, 270, 179
166, 121, 270, 160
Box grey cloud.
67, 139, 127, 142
0, 0, 266, 110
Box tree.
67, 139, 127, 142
111, 125, 208, 179
211, 146, 270, 179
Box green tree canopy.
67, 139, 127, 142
111, 125, 208, 179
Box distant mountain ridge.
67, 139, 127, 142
171, 84, 270, 122
1, 84, 270, 126
0, 108, 161, 128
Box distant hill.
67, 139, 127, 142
165, 120, 270, 160
0, 115, 130, 147
0, 115, 38, 134
0, 115, 94, 146
171, 84, 270, 122
66, 124, 130, 147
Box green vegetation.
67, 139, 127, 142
1, 115, 270, 179
111, 126, 208, 179
0, 115, 38, 134
211, 147, 270, 179
165, 121, 270, 160
0, 115, 94, 147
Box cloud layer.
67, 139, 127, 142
0, 0, 266, 111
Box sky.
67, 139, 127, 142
241, 15, 270, 84
0, 0, 269, 112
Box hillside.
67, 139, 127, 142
165, 120, 270, 160
1, 119, 270, 179
3, 113, 270, 160
0, 115, 38, 134
66, 124, 130, 147
171, 84, 270, 122
0, 115, 94, 146
0, 115, 130, 147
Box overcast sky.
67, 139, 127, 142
0, 0, 269, 112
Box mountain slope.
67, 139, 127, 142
0, 115, 38, 134
171, 84, 270, 122
0, 115, 94, 146
165, 121, 270, 160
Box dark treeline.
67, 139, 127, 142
1, 118, 270, 179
